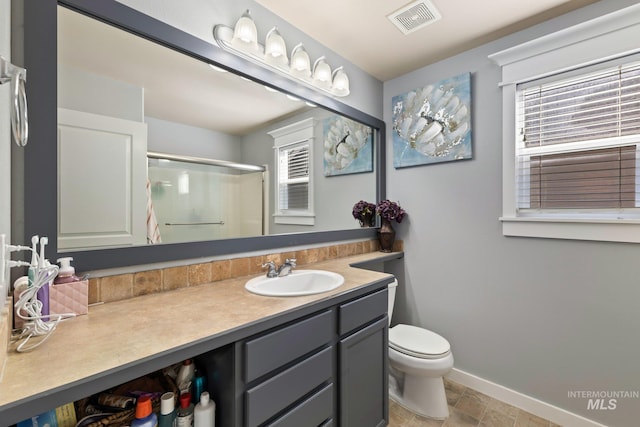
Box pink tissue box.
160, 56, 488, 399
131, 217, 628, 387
49, 280, 88, 316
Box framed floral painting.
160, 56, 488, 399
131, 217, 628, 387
392, 72, 472, 168
323, 115, 373, 176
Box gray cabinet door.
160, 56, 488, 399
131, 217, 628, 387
339, 316, 388, 427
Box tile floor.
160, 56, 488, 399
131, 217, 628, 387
389, 378, 562, 427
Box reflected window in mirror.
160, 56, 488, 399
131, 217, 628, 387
270, 119, 315, 226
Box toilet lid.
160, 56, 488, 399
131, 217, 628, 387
389, 324, 450, 358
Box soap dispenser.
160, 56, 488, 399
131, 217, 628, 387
54, 257, 80, 285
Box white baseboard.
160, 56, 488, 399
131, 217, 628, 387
447, 368, 607, 427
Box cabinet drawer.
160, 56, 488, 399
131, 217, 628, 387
245, 347, 333, 427
339, 289, 387, 336
244, 309, 333, 382
266, 383, 334, 427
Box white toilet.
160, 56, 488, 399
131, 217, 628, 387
387, 279, 454, 419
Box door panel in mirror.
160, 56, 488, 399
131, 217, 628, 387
58, 108, 147, 250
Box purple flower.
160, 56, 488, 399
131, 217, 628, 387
352, 200, 376, 220
376, 200, 406, 223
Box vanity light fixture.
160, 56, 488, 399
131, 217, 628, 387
213, 11, 350, 97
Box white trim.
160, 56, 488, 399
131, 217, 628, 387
491, 5, 640, 243
447, 368, 608, 427
268, 117, 316, 143
488, 3, 640, 85
273, 213, 315, 225
500, 217, 640, 243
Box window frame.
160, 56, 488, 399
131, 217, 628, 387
489, 3, 640, 243
269, 118, 316, 225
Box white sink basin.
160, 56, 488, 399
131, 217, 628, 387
245, 269, 345, 297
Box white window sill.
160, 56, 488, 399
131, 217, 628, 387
274, 214, 315, 226
500, 217, 640, 243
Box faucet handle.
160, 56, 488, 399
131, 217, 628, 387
285, 258, 297, 267
262, 261, 278, 277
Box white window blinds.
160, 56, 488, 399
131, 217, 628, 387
278, 142, 310, 211
516, 60, 640, 213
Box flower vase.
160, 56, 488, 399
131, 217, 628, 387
378, 219, 396, 252
359, 214, 375, 228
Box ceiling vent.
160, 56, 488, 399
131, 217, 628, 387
387, 0, 442, 35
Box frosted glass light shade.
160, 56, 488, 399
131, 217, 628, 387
265, 27, 287, 58
332, 67, 350, 96
290, 43, 311, 78
265, 27, 288, 68
312, 57, 332, 90
232, 10, 259, 53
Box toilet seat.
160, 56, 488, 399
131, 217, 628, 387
389, 324, 450, 359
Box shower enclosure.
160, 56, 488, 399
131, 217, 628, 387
147, 152, 266, 244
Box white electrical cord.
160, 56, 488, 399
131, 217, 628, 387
12, 255, 76, 352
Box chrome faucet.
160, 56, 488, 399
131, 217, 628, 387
277, 258, 297, 277
262, 261, 278, 278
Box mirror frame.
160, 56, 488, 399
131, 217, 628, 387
21, 0, 385, 271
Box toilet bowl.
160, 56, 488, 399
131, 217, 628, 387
387, 280, 454, 420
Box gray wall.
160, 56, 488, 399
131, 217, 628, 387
146, 116, 242, 161
58, 65, 144, 121
114, 0, 383, 119
384, 1, 640, 426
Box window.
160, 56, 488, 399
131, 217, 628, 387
277, 141, 310, 211
490, 3, 640, 242
269, 118, 315, 225
516, 62, 640, 214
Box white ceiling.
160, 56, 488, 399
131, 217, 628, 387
254, 0, 600, 81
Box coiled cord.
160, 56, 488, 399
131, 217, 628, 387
13, 263, 76, 352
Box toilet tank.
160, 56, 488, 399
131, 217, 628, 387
387, 278, 398, 326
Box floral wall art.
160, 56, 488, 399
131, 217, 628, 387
392, 72, 472, 168
323, 115, 373, 176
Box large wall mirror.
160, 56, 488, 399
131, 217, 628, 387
21, 0, 385, 271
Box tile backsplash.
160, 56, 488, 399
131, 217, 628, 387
90, 239, 402, 305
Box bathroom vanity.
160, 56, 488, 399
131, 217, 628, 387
0, 251, 401, 426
